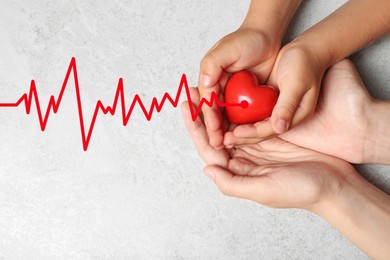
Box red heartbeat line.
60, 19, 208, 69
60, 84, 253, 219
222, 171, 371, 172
0, 57, 244, 151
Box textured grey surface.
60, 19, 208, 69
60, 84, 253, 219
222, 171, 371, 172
0, 0, 388, 259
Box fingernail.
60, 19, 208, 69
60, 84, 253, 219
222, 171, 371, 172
203, 168, 216, 181
200, 74, 212, 87
224, 144, 234, 149
276, 119, 288, 134
232, 127, 245, 137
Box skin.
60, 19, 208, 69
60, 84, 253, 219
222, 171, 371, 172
230, 60, 390, 165
198, 0, 302, 149
281, 60, 390, 165
199, 0, 390, 148
182, 60, 390, 259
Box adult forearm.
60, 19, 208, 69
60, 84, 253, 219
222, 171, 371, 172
366, 100, 390, 165
293, 0, 390, 67
241, 0, 302, 41
313, 173, 390, 259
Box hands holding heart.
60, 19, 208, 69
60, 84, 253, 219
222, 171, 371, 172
225, 71, 278, 125
184, 1, 390, 257
209, 70, 280, 147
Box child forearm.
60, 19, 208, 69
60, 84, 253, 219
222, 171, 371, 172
240, 0, 302, 41
293, 0, 390, 67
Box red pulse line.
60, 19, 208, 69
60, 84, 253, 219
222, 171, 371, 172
0, 57, 244, 151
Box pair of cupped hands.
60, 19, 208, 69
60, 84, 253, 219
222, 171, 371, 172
181, 28, 381, 212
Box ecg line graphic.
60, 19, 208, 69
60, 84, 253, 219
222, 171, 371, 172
0, 57, 245, 151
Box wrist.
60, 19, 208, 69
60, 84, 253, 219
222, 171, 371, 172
311, 172, 390, 259
289, 34, 335, 71
364, 100, 390, 164
278, 38, 330, 81
240, 0, 301, 43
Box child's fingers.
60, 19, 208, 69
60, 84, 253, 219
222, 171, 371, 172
199, 40, 240, 89
198, 49, 226, 149
267, 43, 323, 135
223, 88, 317, 146
224, 122, 275, 146
271, 89, 301, 134
271, 83, 318, 135
270, 79, 314, 134
198, 42, 241, 149
222, 88, 317, 145
225, 136, 266, 147
287, 87, 318, 128
233, 121, 275, 138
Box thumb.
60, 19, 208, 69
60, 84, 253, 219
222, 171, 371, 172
203, 165, 268, 202
199, 41, 241, 89
199, 53, 223, 88
271, 85, 303, 134
271, 81, 319, 134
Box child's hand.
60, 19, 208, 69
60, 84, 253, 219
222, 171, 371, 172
198, 27, 280, 149
225, 0, 390, 147
225, 40, 326, 145
198, 0, 302, 149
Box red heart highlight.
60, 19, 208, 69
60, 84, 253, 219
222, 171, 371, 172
225, 71, 278, 124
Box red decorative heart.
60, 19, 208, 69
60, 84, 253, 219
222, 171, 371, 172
225, 71, 278, 124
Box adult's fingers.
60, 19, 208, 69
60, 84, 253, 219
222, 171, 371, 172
203, 165, 276, 206
181, 88, 228, 167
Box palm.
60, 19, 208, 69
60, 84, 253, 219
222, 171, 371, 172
211, 138, 352, 209
281, 60, 373, 163
182, 89, 355, 209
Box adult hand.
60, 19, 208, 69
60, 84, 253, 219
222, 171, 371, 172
182, 86, 390, 259
182, 87, 354, 209
229, 58, 390, 164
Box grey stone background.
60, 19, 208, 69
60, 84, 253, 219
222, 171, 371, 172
0, 0, 388, 259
